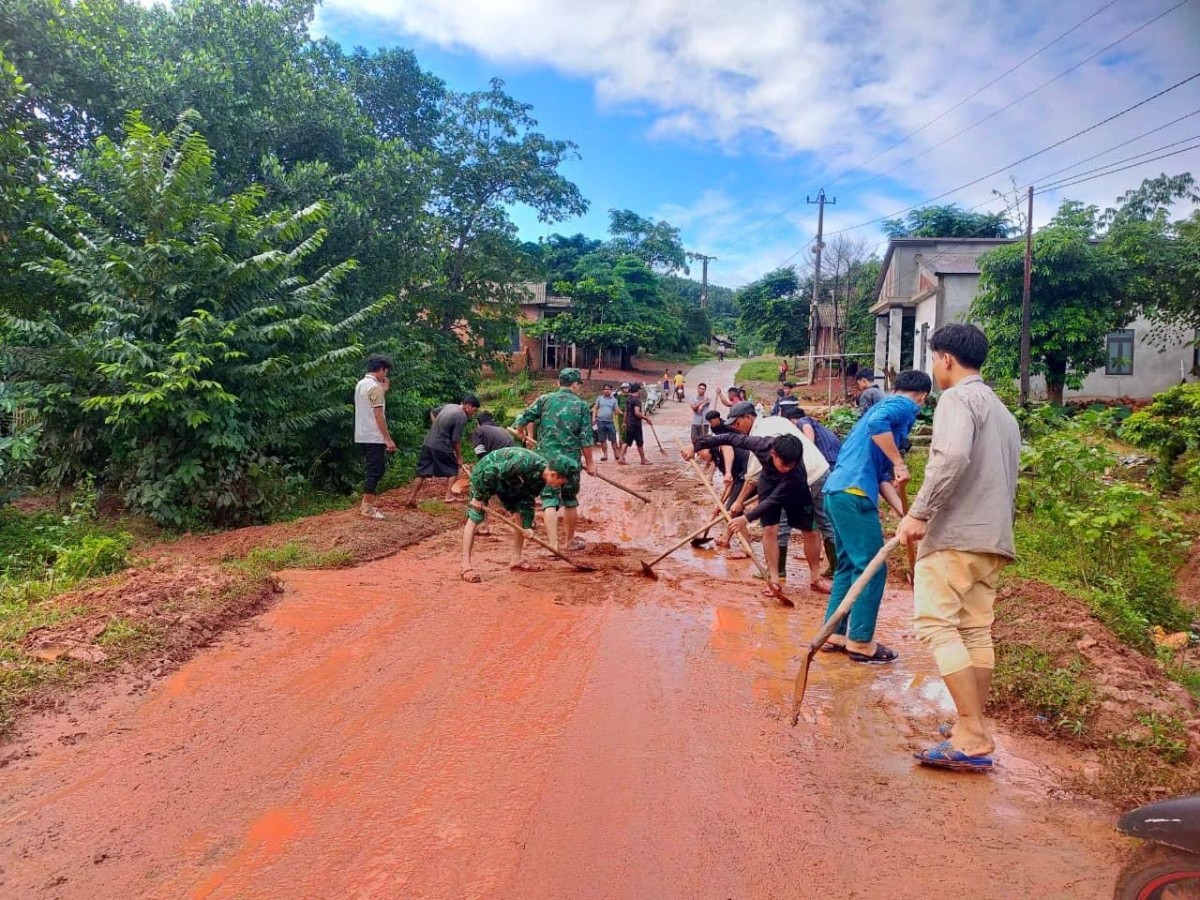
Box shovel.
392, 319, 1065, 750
899, 485, 916, 585
507, 428, 650, 503
639, 513, 725, 579
488, 511, 597, 572
647, 419, 668, 455
675, 440, 791, 607
790, 538, 900, 725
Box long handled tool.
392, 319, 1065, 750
791, 537, 900, 725
899, 486, 916, 585
646, 418, 667, 455
507, 427, 650, 503
639, 513, 725, 579
676, 440, 790, 606
488, 511, 597, 572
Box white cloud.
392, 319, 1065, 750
316, 0, 1200, 282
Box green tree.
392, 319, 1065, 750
606, 209, 688, 273
735, 268, 810, 356
971, 201, 1131, 404
7, 113, 387, 525
883, 204, 1013, 239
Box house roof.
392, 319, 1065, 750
871, 237, 1015, 311
517, 281, 572, 308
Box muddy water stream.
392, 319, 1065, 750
0, 359, 1122, 898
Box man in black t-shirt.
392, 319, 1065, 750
617, 384, 650, 466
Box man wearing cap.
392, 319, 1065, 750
461, 447, 576, 583
856, 370, 885, 416
515, 368, 597, 551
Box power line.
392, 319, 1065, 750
1040, 140, 1200, 192
726, 0, 1130, 252
855, 0, 1192, 190
816, 69, 1200, 242
832, 0, 1125, 188
1037, 132, 1200, 192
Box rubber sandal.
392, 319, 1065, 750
566, 538, 587, 551
915, 740, 995, 772
937, 723, 954, 739
820, 642, 846, 653
461, 569, 482, 583
509, 561, 545, 573
360, 507, 385, 520
809, 577, 833, 594
726, 550, 750, 560
846, 643, 899, 664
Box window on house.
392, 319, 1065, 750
1105, 329, 1134, 376
510, 326, 522, 353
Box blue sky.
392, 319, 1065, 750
313, 0, 1200, 286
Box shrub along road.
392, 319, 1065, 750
0, 360, 1122, 898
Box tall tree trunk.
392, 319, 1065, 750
1047, 357, 1067, 405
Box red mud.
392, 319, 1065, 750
0, 359, 1125, 899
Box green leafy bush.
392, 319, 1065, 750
6, 113, 391, 526
1122, 383, 1200, 490
52, 533, 132, 581
1017, 411, 1191, 644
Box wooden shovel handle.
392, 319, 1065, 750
807, 538, 900, 652
644, 513, 726, 569
506, 427, 649, 503
900, 486, 916, 583
675, 439, 778, 590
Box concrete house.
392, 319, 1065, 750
870, 237, 1198, 400
509, 283, 622, 371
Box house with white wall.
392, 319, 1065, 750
869, 237, 1198, 400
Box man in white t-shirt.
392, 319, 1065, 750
354, 355, 396, 519
724, 403, 833, 592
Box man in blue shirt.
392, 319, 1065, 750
821, 370, 931, 663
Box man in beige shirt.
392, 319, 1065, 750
896, 323, 1020, 772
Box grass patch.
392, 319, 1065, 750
231, 541, 354, 576
734, 357, 790, 384
992, 642, 1094, 735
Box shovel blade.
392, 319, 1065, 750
790, 649, 818, 726
638, 561, 658, 579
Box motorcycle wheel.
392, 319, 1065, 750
1115, 844, 1200, 899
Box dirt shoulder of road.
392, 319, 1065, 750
1, 497, 462, 741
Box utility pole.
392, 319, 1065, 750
806, 189, 835, 384
687, 252, 717, 307
1019, 185, 1034, 405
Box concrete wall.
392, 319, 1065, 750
940, 273, 981, 323
1066, 319, 1197, 400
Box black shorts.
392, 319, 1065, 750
416, 445, 459, 478
623, 425, 644, 447
362, 443, 386, 493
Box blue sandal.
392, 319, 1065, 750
915, 740, 994, 772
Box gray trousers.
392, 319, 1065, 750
779, 471, 834, 547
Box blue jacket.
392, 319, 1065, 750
824, 395, 921, 504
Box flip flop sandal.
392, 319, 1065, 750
726, 550, 750, 560
509, 562, 545, 573
809, 578, 833, 595
461, 569, 482, 584
820, 642, 847, 653
915, 740, 995, 772
846, 643, 899, 664
566, 538, 587, 552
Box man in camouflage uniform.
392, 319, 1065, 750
460, 447, 577, 583
514, 367, 596, 551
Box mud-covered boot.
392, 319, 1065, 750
822, 538, 837, 578
777, 542, 789, 581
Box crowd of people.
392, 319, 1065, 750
353, 322, 1019, 773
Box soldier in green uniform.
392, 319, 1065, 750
461, 447, 577, 583
514, 368, 597, 552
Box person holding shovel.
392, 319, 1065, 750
895, 324, 1020, 772
461, 447, 577, 583
618, 383, 650, 466
686, 422, 814, 600
514, 368, 596, 552
820, 370, 931, 663
407, 394, 480, 506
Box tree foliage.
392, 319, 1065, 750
735, 268, 810, 356
972, 201, 1131, 404
6, 113, 386, 526
883, 204, 1013, 239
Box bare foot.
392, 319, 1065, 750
461, 569, 482, 583
809, 576, 833, 594
726, 549, 750, 560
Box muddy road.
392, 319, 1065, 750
0, 359, 1122, 898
